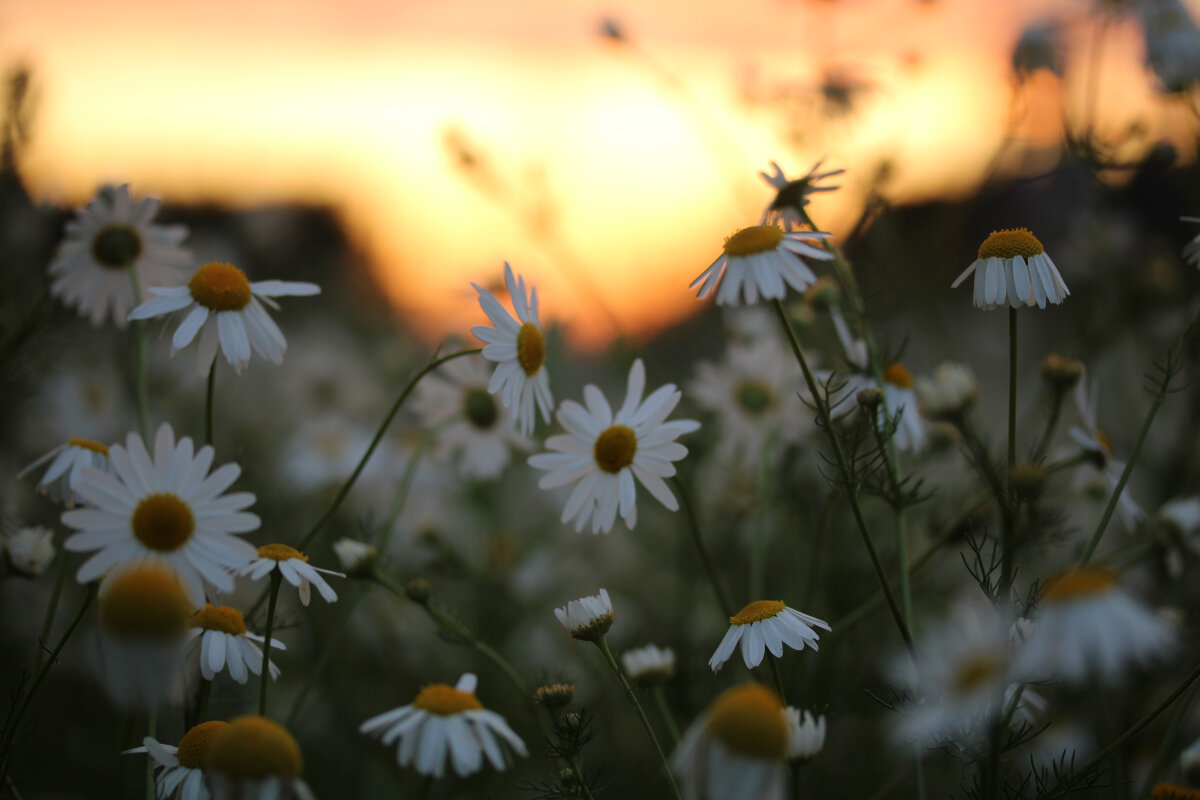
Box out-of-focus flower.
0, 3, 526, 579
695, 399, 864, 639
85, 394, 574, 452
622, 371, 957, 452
359, 673, 527, 778
49, 184, 192, 328
18, 437, 112, 507
1154, 497, 1200, 577
1041, 354, 1084, 390
952, 228, 1068, 309
129, 261, 319, 376
206, 715, 315, 800
332, 537, 377, 576
709, 600, 829, 672
61, 423, 259, 606
529, 359, 699, 533
1014, 567, 1175, 684
185, 604, 284, 684
4, 526, 55, 577
693, 225, 833, 306
125, 720, 229, 800
759, 160, 844, 230
1137, 0, 1200, 93
1067, 372, 1146, 531
240, 544, 342, 606
278, 415, 371, 491
916, 362, 979, 422
470, 262, 553, 437
623, 644, 676, 687
554, 588, 615, 642
785, 708, 826, 763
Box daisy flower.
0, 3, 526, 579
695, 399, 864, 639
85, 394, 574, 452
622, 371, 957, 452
1183, 217, 1200, 268
1014, 567, 1176, 685
555, 588, 616, 642
785, 708, 826, 763
278, 415, 372, 491
128, 260, 320, 376
1153, 496, 1200, 577
411, 354, 530, 479
359, 673, 528, 779
185, 604, 285, 684
18, 437, 112, 507
529, 359, 700, 534
61, 423, 259, 607
1067, 371, 1146, 531
125, 720, 229, 800
672, 683, 790, 800
622, 644, 676, 687
692, 225, 833, 306
916, 362, 979, 422
205, 715, 315, 800
4, 526, 56, 578
95, 564, 193, 711
709, 600, 830, 672
332, 537, 377, 576
952, 227, 1069, 309
48, 184, 192, 328
470, 262, 553, 437
760, 159, 844, 230
240, 544, 342, 606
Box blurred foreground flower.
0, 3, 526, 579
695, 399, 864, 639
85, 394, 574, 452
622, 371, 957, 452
126, 720, 229, 800
129, 261, 319, 375
4, 526, 55, 577
952, 228, 1068, 309
529, 359, 699, 533
206, 715, 315, 800
785, 708, 826, 763
693, 225, 833, 306
19, 437, 112, 507
49, 184, 192, 328
623, 644, 676, 687
709, 600, 830, 672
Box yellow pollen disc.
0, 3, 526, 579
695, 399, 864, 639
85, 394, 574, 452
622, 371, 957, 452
952, 655, 1002, 695
205, 715, 303, 780
257, 543, 306, 563
723, 225, 785, 258
412, 684, 485, 715
1152, 784, 1200, 800
706, 683, 788, 759
188, 261, 252, 312
976, 228, 1045, 260
883, 363, 914, 389
68, 437, 109, 456
1042, 567, 1117, 603
131, 493, 195, 552
593, 425, 637, 474
99, 566, 192, 637
177, 720, 230, 769
516, 321, 546, 376
1094, 430, 1114, 455
189, 604, 248, 636
730, 600, 787, 626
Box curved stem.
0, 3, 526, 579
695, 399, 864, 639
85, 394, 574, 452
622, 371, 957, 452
34, 553, 70, 670
377, 434, 431, 554
286, 588, 365, 729
671, 475, 733, 617
651, 686, 681, 746
595, 637, 682, 800
766, 655, 788, 705
258, 573, 283, 716
1032, 386, 1067, 462
204, 358, 216, 447
1008, 308, 1019, 471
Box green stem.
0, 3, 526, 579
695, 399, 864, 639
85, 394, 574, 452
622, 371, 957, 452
286, 588, 365, 729
869, 410, 914, 629
771, 299, 914, 654
377, 433, 431, 554
1032, 386, 1067, 462
34, 553, 70, 670
204, 358, 216, 447
258, 573, 283, 716
1136, 676, 1200, 800
145, 707, 157, 800
568, 754, 597, 800
766, 655, 788, 704
129, 271, 150, 441
651, 686, 681, 746
1008, 308, 1018, 471
595, 637, 682, 800
671, 475, 734, 618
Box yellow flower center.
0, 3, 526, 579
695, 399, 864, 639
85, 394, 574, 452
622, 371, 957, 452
593, 425, 637, 474
412, 684, 485, 715
730, 600, 786, 626
706, 683, 788, 759
188, 261, 252, 312
99, 566, 192, 637
952, 654, 1003, 695
68, 437, 109, 456
1152, 784, 1200, 800
1042, 567, 1117, 603
91, 224, 143, 269
883, 363, 914, 389
177, 720, 230, 769
188, 604, 248, 636
206, 715, 303, 780
723, 225, 785, 258
131, 493, 195, 552
516, 321, 546, 376
735, 380, 774, 416
976, 228, 1045, 260
257, 543, 306, 562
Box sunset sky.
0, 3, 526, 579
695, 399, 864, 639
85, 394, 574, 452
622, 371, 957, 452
2, 0, 1197, 347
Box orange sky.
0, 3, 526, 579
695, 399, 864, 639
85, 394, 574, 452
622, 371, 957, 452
2, 0, 1197, 348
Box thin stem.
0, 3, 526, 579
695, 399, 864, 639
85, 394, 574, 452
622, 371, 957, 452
286, 588, 365, 728
1136, 676, 1200, 800
771, 299, 914, 654
145, 707, 157, 800
651, 686, 681, 746
204, 358, 216, 447
129, 271, 150, 441
672, 475, 734, 617
869, 411, 914, 629
766, 656, 788, 704
377, 433, 431, 554
34, 553, 70, 670
568, 754, 597, 800
595, 637, 682, 800
1032, 386, 1068, 462
258, 573, 283, 716
1008, 308, 1018, 471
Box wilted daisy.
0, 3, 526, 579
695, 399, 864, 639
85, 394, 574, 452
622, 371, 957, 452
125, 720, 229, 800
785, 708, 826, 763
529, 359, 700, 533
759, 159, 844, 229
18, 437, 112, 507
916, 362, 979, 422
4, 526, 55, 577
206, 715, 315, 800
185, 604, 284, 684
240, 544, 342, 606
1067, 372, 1145, 531
411, 354, 530, 479
555, 588, 616, 642
1153, 496, 1200, 577
95, 564, 193, 711
623, 644, 676, 687
672, 683, 790, 800
470, 262, 553, 437
693, 224, 833, 306
360, 673, 527, 779
709, 600, 830, 672
48, 184, 192, 328
952, 228, 1069, 309
62, 423, 259, 606
128, 260, 320, 376
1014, 567, 1176, 684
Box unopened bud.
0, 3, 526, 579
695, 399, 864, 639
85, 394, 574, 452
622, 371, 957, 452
856, 387, 884, 411
1040, 355, 1083, 390
1008, 462, 1048, 501
534, 683, 576, 710
405, 578, 431, 604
